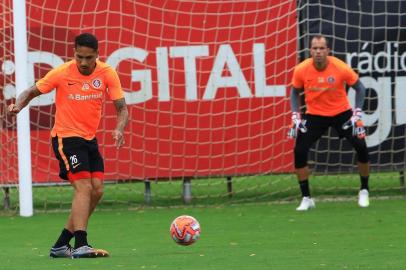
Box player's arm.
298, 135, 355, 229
290, 87, 302, 113
8, 85, 42, 114
343, 79, 367, 138
112, 98, 129, 148
351, 79, 366, 109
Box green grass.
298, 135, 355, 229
1, 199, 406, 270
2, 172, 405, 212
1, 173, 405, 269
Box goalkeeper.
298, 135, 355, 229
8, 33, 129, 257
288, 35, 370, 211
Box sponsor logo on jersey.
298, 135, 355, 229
82, 82, 90, 91
68, 93, 103, 101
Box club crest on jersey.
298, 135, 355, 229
82, 82, 90, 91
92, 79, 102, 89
327, 76, 335, 84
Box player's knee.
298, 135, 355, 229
92, 185, 104, 199
295, 158, 308, 169
357, 150, 370, 163
73, 179, 93, 195
355, 145, 370, 163
294, 153, 308, 168
294, 145, 308, 168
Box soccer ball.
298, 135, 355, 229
170, 215, 201, 245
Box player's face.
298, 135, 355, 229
310, 37, 330, 68
74, 46, 98, 75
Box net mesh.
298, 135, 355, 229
0, 0, 405, 211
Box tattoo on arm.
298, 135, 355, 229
113, 98, 129, 133
16, 85, 42, 109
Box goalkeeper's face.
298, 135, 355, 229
74, 46, 98, 75
310, 37, 330, 68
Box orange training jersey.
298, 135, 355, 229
291, 56, 358, 116
36, 60, 124, 140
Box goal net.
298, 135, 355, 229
1, 0, 405, 210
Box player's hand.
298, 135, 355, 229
8, 103, 22, 115
353, 120, 366, 139
342, 108, 366, 139
112, 129, 125, 148
287, 112, 307, 139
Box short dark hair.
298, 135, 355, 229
74, 33, 98, 51
310, 34, 330, 48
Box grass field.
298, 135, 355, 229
1, 199, 406, 270
2, 172, 405, 211
1, 173, 405, 269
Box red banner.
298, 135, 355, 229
1, 0, 297, 183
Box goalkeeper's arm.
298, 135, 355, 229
290, 87, 301, 113
342, 80, 367, 138
351, 79, 366, 109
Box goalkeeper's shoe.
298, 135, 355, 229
358, 189, 370, 208
71, 245, 109, 258
296, 196, 315, 211
49, 244, 73, 258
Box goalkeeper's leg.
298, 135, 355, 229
294, 116, 327, 210
342, 130, 371, 207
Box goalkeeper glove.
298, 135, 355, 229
342, 108, 366, 139
287, 112, 307, 139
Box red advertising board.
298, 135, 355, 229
0, 0, 297, 184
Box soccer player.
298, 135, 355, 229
8, 33, 129, 257
288, 34, 370, 211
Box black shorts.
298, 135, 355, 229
294, 110, 369, 168
51, 136, 104, 181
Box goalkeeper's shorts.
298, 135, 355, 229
294, 110, 369, 168
51, 136, 105, 181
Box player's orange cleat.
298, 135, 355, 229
71, 245, 109, 258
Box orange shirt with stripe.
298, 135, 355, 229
36, 60, 124, 140
291, 56, 358, 117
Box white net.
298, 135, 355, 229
0, 0, 405, 210
0, 0, 18, 187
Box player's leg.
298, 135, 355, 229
335, 110, 370, 207
49, 136, 74, 258
69, 178, 108, 258
349, 138, 370, 207
50, 136, 101, 258
294, 114, 328, 210
71, 178, 93, 246
88, 137, 105, 217
63, 177, 103, 230
69, 176, 108, 258
89, 177, 104, 217
71, 138, 109, 258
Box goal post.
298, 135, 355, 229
13, 0, 33, 216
